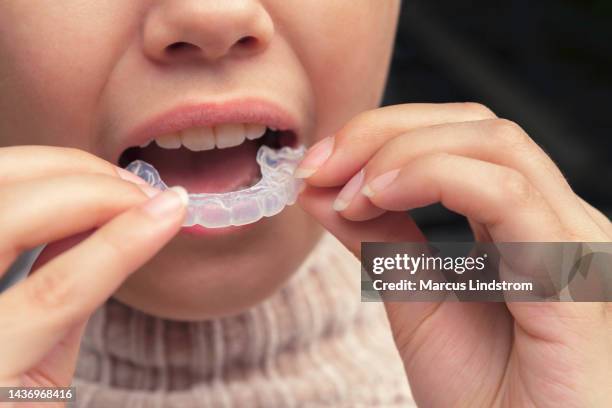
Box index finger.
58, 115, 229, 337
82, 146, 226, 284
0, 174, 156, 273
296, 103, 496, 187
0, 188, 188, 378
0, 145, 141, 185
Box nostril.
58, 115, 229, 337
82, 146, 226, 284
166, 41, 200, 54
162, 36, 261, 61
237, 36, 257, 47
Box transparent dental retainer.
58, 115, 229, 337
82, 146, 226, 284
125, 145, 305, 228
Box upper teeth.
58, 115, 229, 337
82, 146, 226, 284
147, 123, 268, 151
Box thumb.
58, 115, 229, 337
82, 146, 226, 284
298, 186, 440, 345
30, 230, 94, 273
35, 318, 89, 387
299, 185, 511, 407
297, 185, 426, 257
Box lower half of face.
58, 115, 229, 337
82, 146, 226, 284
114, 205, 322, 320
0, 0, 400, 320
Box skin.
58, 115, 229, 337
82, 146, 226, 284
0, 0, 398, 319
298, 104, 612, 406
0, 0, 400, 400
0, 1, 609, 407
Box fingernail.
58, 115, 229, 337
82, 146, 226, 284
333, 169, 364, 211
138, 184, 162, 198
362, 169, 400, 198
294, 136, 334, 179
142, 186, 189, 219
297, 181, 307, 195
116, 167, 147, 185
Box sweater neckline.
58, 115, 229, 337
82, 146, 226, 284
72, 234, 413, 407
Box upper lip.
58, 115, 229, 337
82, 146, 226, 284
116, 97, 300, 162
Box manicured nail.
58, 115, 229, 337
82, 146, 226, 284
294, 136, 334, 179
116, 167, 147, 185
142, 186, 189, 219
362, 169, 400, 198
333, 169, 365, 211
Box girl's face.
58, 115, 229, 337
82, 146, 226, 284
0, 1, 400, 319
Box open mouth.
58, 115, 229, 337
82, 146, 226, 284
119, 124, 298, 193
118, 123, 304, 228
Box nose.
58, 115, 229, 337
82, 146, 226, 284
143, 0, 273, 63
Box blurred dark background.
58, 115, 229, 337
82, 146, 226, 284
383, 0, 612, 240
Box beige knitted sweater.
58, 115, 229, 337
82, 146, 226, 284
72, 234, 415, 407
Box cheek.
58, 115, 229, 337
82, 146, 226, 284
0, 2, 139, 148
286, 1, 400, 142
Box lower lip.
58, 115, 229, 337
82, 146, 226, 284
180, 221, 260, 237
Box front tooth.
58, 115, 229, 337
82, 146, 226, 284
214, 124, 246, 148
181, 127, 215, 151
155, 133, 181, 149
245, 124, 266, 140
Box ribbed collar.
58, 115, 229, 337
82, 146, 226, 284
72, 234, 413, 407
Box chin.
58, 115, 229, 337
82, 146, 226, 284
112, 206, 322, 321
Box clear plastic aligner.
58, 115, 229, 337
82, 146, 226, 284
125, 145, 305, 228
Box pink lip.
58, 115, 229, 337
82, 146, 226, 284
180, 222, 258, 237
119, 98, 299, 161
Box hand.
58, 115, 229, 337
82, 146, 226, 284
297, 103, 612, 407
0, 146, 186, 405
